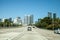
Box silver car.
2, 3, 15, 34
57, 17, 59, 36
54, 28, 60, 34
27, 27, 32, 31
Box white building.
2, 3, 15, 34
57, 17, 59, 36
13, 17, 22, 25
24, 15, 33, 26
2, 18, 6, 22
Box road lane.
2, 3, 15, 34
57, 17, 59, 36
0, 27, 26, 40
0, 32, 20, 40
12, 27, 48, 40
34, 28, 60, 40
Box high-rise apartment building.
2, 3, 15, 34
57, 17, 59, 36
48, 12, 52, 18
0, 19, 2, 22
24, 15, 28, 25
53, 13, 56, 19
24, 15, 33, 25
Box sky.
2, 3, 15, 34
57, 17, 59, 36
0, 0, 60, 22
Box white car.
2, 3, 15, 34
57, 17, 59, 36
54, 28, 60, 34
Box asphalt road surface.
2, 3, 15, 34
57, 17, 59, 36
12, 27, 48, 40
0, 26, 60, 40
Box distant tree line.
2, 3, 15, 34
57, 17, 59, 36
0, 19, 21, 27
35, 17, 60, 30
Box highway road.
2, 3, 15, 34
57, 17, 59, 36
12, 26, 48, 40
0, 26, 60, 40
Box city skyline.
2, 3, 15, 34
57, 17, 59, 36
0, 0, 60, 22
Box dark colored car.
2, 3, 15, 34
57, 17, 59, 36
54, 28, 60, 34
27, 27, 32, 31
33, 27, 35, 28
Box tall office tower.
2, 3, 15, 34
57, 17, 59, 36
53, 13, 56, 19
38, 18, 41, 22
48, 12, 52, 18
28, 15, 30, 25
24, 15, 28, 25
30, 15, 33, 25
8, 18, 12, 22
0, 19, 2, 22
24, 15, 33, 26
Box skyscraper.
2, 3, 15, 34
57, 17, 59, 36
53, 13, 56, 19
0, 19, 2, 22
24, 15, 33, 26
24, 15, 28, 25
48, 12, 52, 18
28, 15, 30, 25
30, 15, 33, 25
8, 18, 12, 22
